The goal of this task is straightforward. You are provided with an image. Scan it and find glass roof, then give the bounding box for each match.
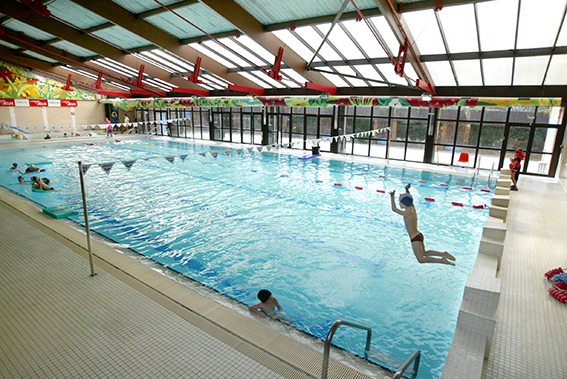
[517,0,565,49]
[483,58,513,86]
[477,0,518,51]
[47,0,107,30]
[438,4,478,54]
[2,19,56,41]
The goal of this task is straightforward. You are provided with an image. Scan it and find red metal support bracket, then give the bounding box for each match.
[133,64,146,87]
[435,1,443,12]
[394,40,408,77]
[91,72,103,89]
[21,0,51,17]
[62,74,72,91]
[269,47,284,81]
[188,57,203,84]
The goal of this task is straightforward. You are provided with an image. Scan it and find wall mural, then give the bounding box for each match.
[0,63,96,101]
[100,96,562,111]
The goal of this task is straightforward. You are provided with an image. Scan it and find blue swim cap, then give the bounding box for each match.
[12,163,17,167]
[399,193,413,206]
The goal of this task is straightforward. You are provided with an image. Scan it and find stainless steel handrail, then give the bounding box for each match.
[321,319,372,379]
[393,349,421,379]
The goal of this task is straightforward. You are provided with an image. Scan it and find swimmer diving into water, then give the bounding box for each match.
[390,183,456,266]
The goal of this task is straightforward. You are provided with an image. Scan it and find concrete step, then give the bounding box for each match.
[463,274,501,309]
[494,186,510,196]
[491,195,510,208]
[479,235,504,261]
[500,168,511,176]
[457,298,498,357]
[482,221,506,242]
[441,328,486,379]
[488,205,508,222]
[473,252,499,277]
[496,178,512,188]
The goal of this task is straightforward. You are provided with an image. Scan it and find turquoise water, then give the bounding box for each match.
[0,138,494,379]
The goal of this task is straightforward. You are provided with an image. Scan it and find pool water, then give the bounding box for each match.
[0,138,494,379]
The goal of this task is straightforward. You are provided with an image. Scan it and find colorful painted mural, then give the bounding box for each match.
[100,96,562,111]
[0,63,96,101]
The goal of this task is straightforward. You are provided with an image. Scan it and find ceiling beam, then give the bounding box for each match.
[264,8,383,32]
[373,0,436,91]
[0,0,182,92]
[200,0,335,88]
[135,0,199,19]
[67,0,259,88]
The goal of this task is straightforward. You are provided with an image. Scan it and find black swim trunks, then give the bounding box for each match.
[410,233,424,243]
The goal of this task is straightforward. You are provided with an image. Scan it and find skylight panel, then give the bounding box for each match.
[189,42,235,68]
[0,40,21,50]
[556,21,567,46]
[220,38,267,67]
[236,36,275,63]
[271,29,321,62]
[482,57,513,85]
[2,19,56,40]
[319,23,365,60]
[134,53,176,74]
[91,60,134,77]
[252,71,286,88]
[153,78,177,88]
[375,64,408,85]
[403,9,446,55]
[108,81,131,91]
[369,16,400,56]
[477,0,517,51]
[452,60,482,86]
[238,72,273,88]
[517,0,565,49]
[281,69,308,86]
[424,61,457,86]
[295,25,342,61]
[151,50,194,71]
[320,72,349,87]
[438,4,479,53]
[544,55,567,85]
[141,51,187,73]
[341,20,388,59]
[203,40,249,68]
[353,65,388,86]
[62,66,98,80]
[334,66,368,87]
[100,58,139,76]
[513,56,550,85]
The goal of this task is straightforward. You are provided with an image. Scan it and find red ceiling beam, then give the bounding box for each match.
[131,89,167,96]
[305,81,337,94]
[228,84,264,95]
[98,90,132,97]
[170,87,210,96]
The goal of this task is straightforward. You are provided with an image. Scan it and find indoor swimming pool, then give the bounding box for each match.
[0,138,496,379]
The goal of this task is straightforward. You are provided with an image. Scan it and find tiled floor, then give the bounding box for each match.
[0,203,287,379]
[482,176,567,379]
[1,161,566,379]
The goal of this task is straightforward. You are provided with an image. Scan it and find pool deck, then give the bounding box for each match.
[1,141,566,379]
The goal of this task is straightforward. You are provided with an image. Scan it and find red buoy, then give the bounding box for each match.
[425,198,435,202]
[334,183,342,187]
[355,186,363,190]
[473,204,486,209]
[464,187,472,190]
[376,190,385,193]
[481,189,491,192]
[440,184,449,187]
[452,202,464,207]
[379,175,386,178]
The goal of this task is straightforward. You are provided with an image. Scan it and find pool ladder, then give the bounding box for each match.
[321,319,420,379]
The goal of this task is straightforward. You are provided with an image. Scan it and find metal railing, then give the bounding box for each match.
[321,319,371,379]
[393,349,421,379]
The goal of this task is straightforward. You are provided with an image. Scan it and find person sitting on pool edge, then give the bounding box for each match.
[249,289,282,319]
[31,176,55,191]
[390,183,456,266]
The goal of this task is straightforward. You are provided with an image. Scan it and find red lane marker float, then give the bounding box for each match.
[379,175,386,178]
[355,186,363,190]
[473,204,487,209]
[419,180,426,183]
[376,190,385,193]
[440,184,449,187]
[334,183,342,187]
[361,173,368,175]
[464,187,472,190]
[425,198,435,202]
[452,202,464,207]
[481,189,491,192]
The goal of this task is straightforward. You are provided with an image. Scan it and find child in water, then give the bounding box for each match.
[390,183,456,266]
[249,289,283,319]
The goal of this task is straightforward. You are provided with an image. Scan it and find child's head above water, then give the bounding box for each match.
[399,193,413,207]
[257,289,272,303]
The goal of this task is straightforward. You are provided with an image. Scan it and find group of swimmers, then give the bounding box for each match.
[11,163,56,190]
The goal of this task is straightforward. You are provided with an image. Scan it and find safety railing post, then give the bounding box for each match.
[78,161,96,277]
